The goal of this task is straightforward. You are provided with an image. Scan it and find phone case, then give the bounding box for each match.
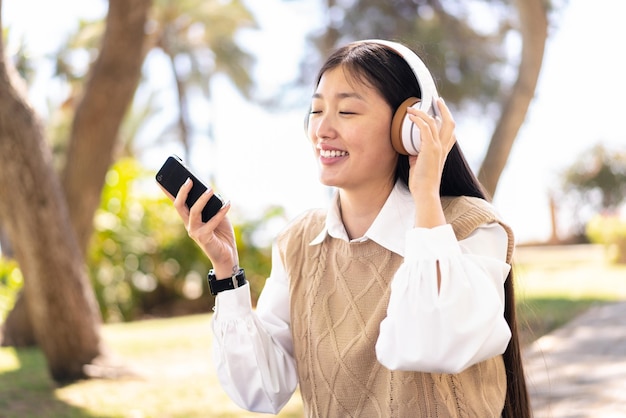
[155,155,224,222]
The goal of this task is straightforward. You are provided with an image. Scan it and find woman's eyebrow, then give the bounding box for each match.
[312,92,365,100]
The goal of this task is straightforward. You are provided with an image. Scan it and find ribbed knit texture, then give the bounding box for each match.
[277,196,513,417]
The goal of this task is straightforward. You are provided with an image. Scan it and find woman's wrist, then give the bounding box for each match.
[413,191,446,228]
[212,263,240,280]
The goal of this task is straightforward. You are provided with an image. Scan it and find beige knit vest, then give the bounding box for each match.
[277,196,514,417]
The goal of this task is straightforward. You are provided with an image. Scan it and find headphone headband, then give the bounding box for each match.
[352,39,440,155]
[353,39,439,113]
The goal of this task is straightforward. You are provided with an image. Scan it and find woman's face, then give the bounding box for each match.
[307,66,398,193]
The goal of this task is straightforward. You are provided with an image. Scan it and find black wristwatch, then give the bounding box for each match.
[207,268,247,295]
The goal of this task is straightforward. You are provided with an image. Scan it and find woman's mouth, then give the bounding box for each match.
[319,149,348,158]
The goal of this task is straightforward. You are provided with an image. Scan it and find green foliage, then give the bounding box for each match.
[23,0,258,165]
[88,157,279,322]
[150,0,258,97]
[562,144,626,211]
[0,258,23,322]
[89,157,208,321]
[1,157,281,323]
[586,214,626,264]
[234,205,287,304]
[558,143,626,239]
[301,0,517,111]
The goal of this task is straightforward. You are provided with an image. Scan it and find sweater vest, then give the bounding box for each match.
[276,196,514,417]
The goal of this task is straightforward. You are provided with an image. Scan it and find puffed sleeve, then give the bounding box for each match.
[376,223,512,374]
[211,243,298,413]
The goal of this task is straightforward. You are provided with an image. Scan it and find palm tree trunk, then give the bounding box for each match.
[477,0,548,197]
[62,0,152,256]
[0,0,151,381]
[0,55,103,380]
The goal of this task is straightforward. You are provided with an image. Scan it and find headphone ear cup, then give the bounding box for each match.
[391,97,420,155]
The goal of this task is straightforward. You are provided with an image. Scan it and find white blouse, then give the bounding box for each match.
[211,183,513,414]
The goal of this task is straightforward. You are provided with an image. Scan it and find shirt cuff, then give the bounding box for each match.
[214,282,253,321]
[405,224,461,262]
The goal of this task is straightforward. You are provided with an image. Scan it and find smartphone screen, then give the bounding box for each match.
[155,155,224,222]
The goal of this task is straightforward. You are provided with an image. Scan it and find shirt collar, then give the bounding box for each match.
[309,181,414,257]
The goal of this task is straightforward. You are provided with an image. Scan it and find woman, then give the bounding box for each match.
[170,39,531,417]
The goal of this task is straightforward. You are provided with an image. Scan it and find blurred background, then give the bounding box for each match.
[3,0,625,245]
[0,0,625,416]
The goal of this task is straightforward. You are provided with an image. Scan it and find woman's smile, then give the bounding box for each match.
[318,146,349,163]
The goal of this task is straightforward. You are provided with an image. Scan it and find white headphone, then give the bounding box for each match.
[355,39,441,155]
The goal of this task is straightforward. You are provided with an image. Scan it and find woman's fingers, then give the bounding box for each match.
[165,177,237,270]
[406,98,456,157]
[173,178,193,221]
[407,107,438,141]
[188,188,229,229]
[188,186,212,227]
[434,98,456,153]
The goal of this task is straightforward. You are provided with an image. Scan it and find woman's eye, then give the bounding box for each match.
[310,109,321,115]
[339,111,356,115]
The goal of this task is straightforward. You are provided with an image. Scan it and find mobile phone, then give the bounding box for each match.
[155,155,224,222]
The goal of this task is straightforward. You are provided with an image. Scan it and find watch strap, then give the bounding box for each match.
[208,268,246,295]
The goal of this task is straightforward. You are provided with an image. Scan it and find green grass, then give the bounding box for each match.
[1,244,624,417]
[516,297,601,345]
[0,314,304,418]
[513,243,626,345]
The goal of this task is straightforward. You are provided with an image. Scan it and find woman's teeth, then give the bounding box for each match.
[320,149,348,158]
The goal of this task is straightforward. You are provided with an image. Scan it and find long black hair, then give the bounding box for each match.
[314,41,531,418]
[315,41,487,199]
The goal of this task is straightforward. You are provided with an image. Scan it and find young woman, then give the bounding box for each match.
[170,39,531,417]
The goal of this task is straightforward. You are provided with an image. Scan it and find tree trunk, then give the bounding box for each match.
[62,0,152,256]
[0,206,33,348]
[0,52,104,380]
[1,290,35,347]
[477,0,548,197]
[0,0,151,381]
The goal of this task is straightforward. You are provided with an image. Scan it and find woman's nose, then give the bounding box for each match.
[311,113,336,140]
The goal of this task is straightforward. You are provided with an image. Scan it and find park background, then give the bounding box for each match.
[1,0,626,416]
[4,0,625,245]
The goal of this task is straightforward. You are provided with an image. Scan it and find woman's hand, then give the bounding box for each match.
[406,98,456,195]
[170,179,239,278]
[406,98,456,228]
